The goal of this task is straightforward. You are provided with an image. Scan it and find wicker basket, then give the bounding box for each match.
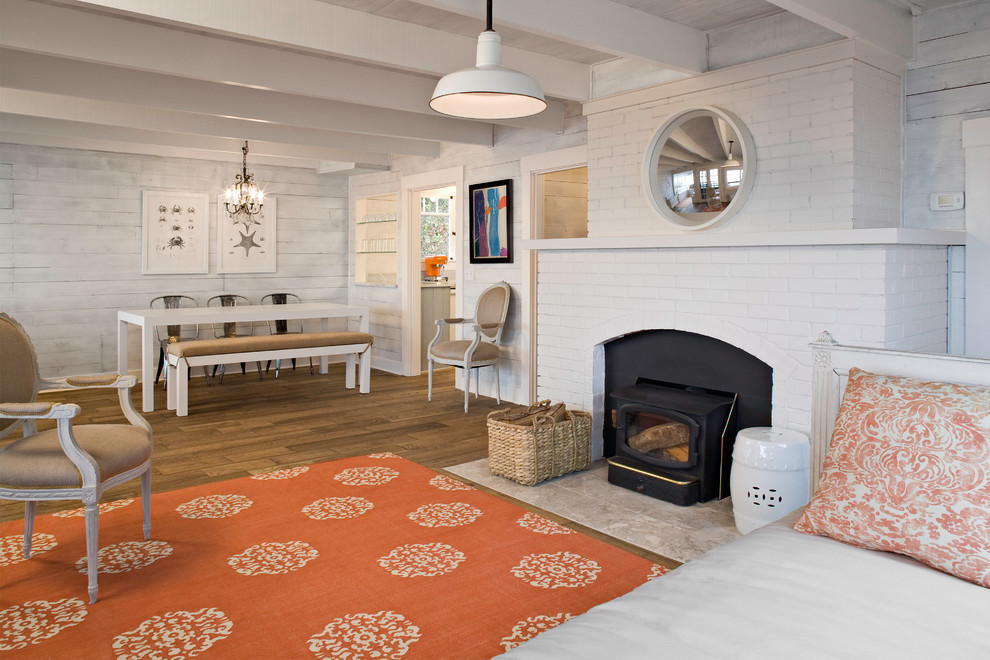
[487,401,592,486]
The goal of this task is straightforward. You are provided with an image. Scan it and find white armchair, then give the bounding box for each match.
[0,312,153,603]
[427,281,510,413]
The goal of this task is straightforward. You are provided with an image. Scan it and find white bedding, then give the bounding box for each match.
[498,513,990,659]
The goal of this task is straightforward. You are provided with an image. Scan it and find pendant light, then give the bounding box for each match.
[224,141,263,217]
[430,0,547,120]
[724,140,741,167]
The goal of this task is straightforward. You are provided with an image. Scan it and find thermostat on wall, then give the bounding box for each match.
[929,192,964,211]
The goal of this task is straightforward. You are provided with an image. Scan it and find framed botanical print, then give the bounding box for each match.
[468,179,512,264]
[141,191,210,274]
[217,195,277,273]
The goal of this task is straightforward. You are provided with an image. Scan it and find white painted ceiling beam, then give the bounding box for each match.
[766,0,913,60]
[0,113,394,168]
[65,0,590,101]
[0,130,331,170]
[414,0,707,73]
[0,88,438,159]
[0,49,494,148]
[0,0,564,132]
[0,0,437,116]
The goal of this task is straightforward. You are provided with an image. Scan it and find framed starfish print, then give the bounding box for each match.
[217,195,276,273]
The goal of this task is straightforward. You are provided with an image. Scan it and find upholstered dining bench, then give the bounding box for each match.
[165,331,373,416]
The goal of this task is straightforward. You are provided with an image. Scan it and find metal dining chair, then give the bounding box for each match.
[206,294,263,383]
[261,292,313,378]
[149,295,204,387]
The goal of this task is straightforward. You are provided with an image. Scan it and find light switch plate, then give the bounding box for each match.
[929,192,964,211]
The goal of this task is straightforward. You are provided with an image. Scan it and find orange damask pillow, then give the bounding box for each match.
[795,368,990,587]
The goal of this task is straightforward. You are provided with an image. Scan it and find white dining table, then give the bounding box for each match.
[117,302,371,412]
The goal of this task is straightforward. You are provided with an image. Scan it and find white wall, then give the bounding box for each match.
[904,1,990,230]
[0,143,350,377]
[347,103,588,405]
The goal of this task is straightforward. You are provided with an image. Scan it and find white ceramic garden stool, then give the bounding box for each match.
[730,427,810,534]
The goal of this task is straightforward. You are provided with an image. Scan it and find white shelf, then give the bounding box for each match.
[356,195,398,286]
[520,228,965,251]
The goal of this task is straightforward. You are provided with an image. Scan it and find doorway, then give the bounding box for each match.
[418,186,457,372]
[399,167,464,377]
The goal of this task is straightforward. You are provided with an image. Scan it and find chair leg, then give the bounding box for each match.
[204,366,212,385]
[84,502,99,604]
[155,346,165,386]
[428,358,434,402]
[494,362,501,404]
[309,357,314,376]
[475,367,481,398]
[218,364,225,384]
[256,362,264,381]
[240,361,246,375]
[266,359,273,373]
[23,501,36,559]
[141,470,151,540]
[275,359,281,379]
[463,367,470,413]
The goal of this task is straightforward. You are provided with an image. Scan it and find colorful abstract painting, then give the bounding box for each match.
[469,179,512,264]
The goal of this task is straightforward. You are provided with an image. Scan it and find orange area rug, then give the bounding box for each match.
[1,454,667,658]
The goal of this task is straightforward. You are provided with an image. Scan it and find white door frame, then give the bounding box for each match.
[519,146,587,402]
[963,116,990,358]
[400,167,464,376]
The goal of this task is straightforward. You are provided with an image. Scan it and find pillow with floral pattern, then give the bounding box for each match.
[794,367,990,587]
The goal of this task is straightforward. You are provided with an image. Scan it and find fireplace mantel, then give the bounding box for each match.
[521,228,963,251]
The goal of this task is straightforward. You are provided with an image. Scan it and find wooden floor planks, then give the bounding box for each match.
[1,365,677,566]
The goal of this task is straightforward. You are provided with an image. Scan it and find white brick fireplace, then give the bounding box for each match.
[533,237,956,459]
[523,40,964,460]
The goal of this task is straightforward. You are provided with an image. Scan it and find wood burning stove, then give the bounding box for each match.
[608,381,737,505]
[601,329,770,506]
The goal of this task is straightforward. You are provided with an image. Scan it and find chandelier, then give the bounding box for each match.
[224,141,263,217]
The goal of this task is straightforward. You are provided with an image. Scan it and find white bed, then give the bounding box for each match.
[498,333,990,659]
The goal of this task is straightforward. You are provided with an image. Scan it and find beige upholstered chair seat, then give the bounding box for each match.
[0,426,152,489]
[430,339,500,362]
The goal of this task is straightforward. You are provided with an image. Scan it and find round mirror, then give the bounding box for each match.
[643,106,755,231]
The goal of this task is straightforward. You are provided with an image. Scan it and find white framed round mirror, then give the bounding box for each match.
[643,106,756,231]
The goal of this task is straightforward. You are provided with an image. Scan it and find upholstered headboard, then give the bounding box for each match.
[809,331,990,491]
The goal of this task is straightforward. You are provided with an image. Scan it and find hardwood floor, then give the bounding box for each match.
[1,365,500,523]
[1,365,678,567]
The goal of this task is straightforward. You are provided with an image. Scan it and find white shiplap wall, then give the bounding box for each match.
[1,143,350,377]
[904,1,990,230]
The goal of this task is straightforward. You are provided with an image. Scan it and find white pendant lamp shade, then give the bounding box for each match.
[430,30,547,120]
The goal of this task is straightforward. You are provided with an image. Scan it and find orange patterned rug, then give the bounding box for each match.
[1,454,666,659]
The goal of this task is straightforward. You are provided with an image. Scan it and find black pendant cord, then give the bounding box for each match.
[485,0,493,31]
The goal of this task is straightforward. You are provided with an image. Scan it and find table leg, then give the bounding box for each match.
[142,324,156,412]
[117,317,128,376]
